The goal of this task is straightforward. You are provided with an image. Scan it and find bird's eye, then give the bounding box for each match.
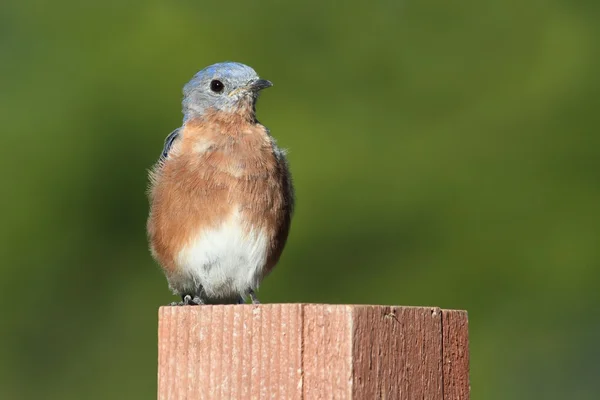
[210,80,224,93]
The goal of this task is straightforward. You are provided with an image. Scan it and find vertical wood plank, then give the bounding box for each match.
[442,310,470,400]
[351,306,443,400]
[302,305,354,399]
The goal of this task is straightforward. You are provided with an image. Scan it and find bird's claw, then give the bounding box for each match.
[249,290,260,305]
[169,294,205,306]
[183,294,205,305]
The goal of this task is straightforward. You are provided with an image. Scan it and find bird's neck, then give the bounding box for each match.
[184,108,260,134]
[183,99,257,125]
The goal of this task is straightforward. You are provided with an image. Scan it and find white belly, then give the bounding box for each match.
[175,209,269,300]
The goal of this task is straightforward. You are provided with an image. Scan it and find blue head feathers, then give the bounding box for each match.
[182,62,272,121]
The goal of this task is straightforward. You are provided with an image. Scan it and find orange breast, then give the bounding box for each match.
[147,110,293,277]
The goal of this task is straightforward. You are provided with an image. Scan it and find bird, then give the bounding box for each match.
[146,62,294,305]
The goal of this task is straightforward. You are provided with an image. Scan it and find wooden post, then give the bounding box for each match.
[158,304,469,400]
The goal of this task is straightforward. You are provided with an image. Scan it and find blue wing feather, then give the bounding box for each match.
[161,128,180,160]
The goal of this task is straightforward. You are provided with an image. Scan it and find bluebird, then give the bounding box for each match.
[147,62,294,305]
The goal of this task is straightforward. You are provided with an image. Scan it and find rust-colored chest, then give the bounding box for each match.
[147,113,293,276]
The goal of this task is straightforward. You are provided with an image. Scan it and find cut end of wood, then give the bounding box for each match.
[158,304,470,400]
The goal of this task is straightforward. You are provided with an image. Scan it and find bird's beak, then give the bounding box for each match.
[229,79,273,97]
[248,79,273,91]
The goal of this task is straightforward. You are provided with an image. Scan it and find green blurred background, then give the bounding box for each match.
[1,0,599,399]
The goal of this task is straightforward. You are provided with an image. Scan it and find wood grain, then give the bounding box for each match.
[157,304,469,400]
[442,310,470,400]
[352,306,443,399]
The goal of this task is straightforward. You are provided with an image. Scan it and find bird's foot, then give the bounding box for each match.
[249,290,261,305]
[169,294,205,306]
[184,294,205,305]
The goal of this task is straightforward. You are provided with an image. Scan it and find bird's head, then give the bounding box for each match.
[182,62,272,121]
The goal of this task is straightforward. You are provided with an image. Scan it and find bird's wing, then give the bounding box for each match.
[148,128,182,191]
[161,128,181,160]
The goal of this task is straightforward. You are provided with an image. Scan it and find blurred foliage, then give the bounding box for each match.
[1,0,599,399]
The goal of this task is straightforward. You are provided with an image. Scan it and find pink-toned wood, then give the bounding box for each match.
[157,304,470,400]
[302,305,354,399]
[442,310,470,400]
